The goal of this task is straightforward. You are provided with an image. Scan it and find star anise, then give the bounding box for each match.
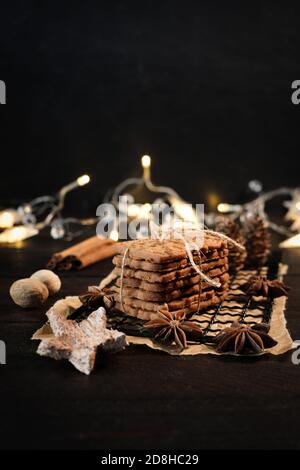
[68,287,115,321]
[144,304,203,350]
[241,275,290,298]
[214,321,277,355]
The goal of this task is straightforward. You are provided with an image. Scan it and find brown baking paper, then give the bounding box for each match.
[126,263,294,356]
[33,264,294,357]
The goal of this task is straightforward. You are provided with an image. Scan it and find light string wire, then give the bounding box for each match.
[104,155,192,232]
[0,175,97,243]
[218,187,296,236]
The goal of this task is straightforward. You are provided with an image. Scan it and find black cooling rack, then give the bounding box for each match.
[108,258,280,343]
[196,267,275,344]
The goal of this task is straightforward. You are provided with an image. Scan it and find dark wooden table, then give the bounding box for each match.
[1,235,300,450]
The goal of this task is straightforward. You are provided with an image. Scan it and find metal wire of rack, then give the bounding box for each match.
[107,261,279,343]
[193,265,275,344]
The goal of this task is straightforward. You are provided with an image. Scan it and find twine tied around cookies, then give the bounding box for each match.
[100,221,246,314]
[148,221,245,288]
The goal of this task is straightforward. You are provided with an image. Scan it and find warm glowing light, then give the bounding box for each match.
[179,204,196,221]
[170,197,198,222]
[217,203,241,213]
[109,229,119,241]
[77,174,90,186]
[0,226,39,244]
[128,204,141,218]
[296,202,300,211]
[141,155,151,169]
[139,203,152,218]
[23,205,31,214]
[218,203,231,213]
[207,192,220,210]
[280,234,300,248]
[0,210,16,228]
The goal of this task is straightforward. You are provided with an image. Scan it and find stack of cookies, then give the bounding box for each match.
[111,235,229,320]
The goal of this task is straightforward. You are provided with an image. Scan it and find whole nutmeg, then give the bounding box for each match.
[10,278,49,308]
[31,269,61,296]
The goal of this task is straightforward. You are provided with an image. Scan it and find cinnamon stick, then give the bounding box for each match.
[47,236,117,271]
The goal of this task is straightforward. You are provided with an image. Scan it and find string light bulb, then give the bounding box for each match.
[139,203,152,219]
[169,196,198,223]
[127,204,141,218]
[77,174,90,187]
[280,234,300,249]
[141,155,151,180]
[23,205,31,214]
[0,209,19,228]
[217,203,242,213]
[0,226,38,244]
[109,229,119,241]
[141,155,151,168]
[180,205,197,222]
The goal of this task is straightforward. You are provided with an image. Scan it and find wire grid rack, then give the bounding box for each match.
[108,259,280,342]
[190,265,274,344]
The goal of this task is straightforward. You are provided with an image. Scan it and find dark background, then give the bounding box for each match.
[0,1,300,213]
[1,3,300,451]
